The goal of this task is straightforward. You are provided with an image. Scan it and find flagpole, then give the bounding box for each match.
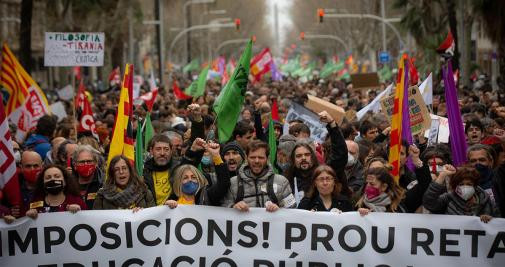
[71,70,78,141]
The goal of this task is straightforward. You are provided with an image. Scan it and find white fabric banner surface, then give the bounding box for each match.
[1,206,504,267]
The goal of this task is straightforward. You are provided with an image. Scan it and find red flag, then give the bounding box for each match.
[75,81,98,138]
[409,57,419,86]
[0,96,21,207]
[173,80,191,100]
[436,31,455,56]
[250,48,273,82]
[271,99,279,121]
[73,66,81,81]
[108,67,120,86]
[139,88,158,112]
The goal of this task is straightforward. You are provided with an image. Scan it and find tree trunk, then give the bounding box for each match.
[19,0,33,73]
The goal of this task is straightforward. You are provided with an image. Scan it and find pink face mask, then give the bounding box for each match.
[364,185,381,200]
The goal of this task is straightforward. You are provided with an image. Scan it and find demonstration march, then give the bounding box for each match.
[0,0,504,266]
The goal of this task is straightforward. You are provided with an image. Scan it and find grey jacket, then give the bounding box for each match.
[222,163,296,208]
[423,181,495,216]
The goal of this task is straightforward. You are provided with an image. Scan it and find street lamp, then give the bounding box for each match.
[183,0,216,64]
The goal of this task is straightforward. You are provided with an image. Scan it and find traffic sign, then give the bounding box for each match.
[379,51,390,63]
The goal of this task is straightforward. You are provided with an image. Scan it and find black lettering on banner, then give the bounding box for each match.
[488,231,505,258]
[125,222,133,248]
[309,263,327,267]
[8,228,38,256]
[44,226,65,253]
[208,220,232,246]
[254,260,274,267]
[311,224,334,251]
[137,220,162,246]
[211,257,238,267]
[165,219,171,245]
[101,222,121,250]
[338,225,366,252]
[285,223,306,249]
[440,229,460,256]
[371,226,395,253]
[154,257,163,267]
[411,228,434,255]
[39,265,57,267]
[63,263,85,267]
[238,221,258,248]
[171,256,194,267]
[122,258,144,267]
[175,218,203,245]
[463,230,485,257]
[69,224,97,251]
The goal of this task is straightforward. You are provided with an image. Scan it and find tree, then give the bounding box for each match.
[19,0,33,74]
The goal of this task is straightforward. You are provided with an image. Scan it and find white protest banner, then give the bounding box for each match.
[356,83,393,121]
[419,73,433,105]
[49,101,67,122]
[283,102,327,143]
[432,114,450,143]
[133,75,144,99]
[44,32,104,66]
[56,84,74,101]
[1,206,504,266]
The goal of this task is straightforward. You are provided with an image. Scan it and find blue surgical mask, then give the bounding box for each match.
[201,156,211,166]
[181,181,199,195]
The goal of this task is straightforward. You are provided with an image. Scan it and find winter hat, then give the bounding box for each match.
[220,141,245,160]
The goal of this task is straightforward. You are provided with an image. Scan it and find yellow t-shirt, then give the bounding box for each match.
[153,171,171,205]
[177,196,195,205]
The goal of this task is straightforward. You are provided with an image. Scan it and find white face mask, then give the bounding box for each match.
[456,185,475,201]
[346,153,357,167]
[14,151,21,163]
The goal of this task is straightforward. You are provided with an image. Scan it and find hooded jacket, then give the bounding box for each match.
[24,134,51,160]
[222,163,295,208]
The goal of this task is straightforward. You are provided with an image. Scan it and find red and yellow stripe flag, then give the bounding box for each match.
[388,56,407,183]
[1,44,32,115]
[107,64,135,169]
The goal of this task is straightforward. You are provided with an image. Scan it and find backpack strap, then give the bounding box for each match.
[234,173,245,204]
[267,174,279,205]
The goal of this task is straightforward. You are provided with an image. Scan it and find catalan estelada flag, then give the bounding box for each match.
[1,44,32,115]
[107,64,135,169]
[388,56,408,183]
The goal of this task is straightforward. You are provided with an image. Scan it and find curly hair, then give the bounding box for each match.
[449,165,481,191]
[33,164,80,198]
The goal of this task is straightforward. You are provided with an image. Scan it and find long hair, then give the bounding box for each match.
[285,142,318,183]
[105,155,146,190]
[33,164,80,198]
[305,165,353,199]
[171,164,208,197]
[356,167,405,212]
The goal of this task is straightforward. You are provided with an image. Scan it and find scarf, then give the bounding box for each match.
[98,183,145,208]
[363,192,392,212]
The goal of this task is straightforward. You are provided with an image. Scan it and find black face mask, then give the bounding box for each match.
[44,180,64,195]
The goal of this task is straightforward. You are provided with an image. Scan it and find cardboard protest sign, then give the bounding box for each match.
[350,73,380,91]
[304,94,345,125]
[44,32,104,66]
[381,86,431,135]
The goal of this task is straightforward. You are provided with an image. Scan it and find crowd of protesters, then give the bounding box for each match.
[1,67,504,225]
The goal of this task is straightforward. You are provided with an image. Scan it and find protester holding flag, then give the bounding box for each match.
[25,165,87,219]
[93,155,154,210]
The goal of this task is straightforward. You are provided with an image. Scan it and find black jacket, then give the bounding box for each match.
[192,162,231,206]
[298,194,353,212]
[401,164,432,213]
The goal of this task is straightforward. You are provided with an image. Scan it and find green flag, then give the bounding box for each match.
[183,59,199,73]
[143,112,154,152]
[320,61,344,78]
[378,65,393,82]
[268,117,277,173]
[184,66,209,98]
[135,121,144,177]
[213,40,252,143]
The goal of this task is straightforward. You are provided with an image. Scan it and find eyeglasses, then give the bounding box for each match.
[76,160,95,165]
[315,177,335,183]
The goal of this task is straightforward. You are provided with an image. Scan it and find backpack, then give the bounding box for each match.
[234,172,279,205]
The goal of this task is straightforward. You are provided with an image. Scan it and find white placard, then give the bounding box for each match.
[57,84,74,101]
[49,101,67,122]
[1,206,504,266]
[44,32,104,66]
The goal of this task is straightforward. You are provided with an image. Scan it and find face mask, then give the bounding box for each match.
[76,163,96,178]
[455,185,475,201]
[435,165,444,174]
[23,168,41,183]
[475,164,492,179]
[346,153,357,167]
[278,162,290,172]
[44,180,64,195]
[181,181,199,195]
[364,185,381,200]
[14,151,21,163]
[201,156,211,166]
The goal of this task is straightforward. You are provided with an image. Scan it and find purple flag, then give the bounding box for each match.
[270,61,283,81]
[400,59,415,171]
[443,60,467,166]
